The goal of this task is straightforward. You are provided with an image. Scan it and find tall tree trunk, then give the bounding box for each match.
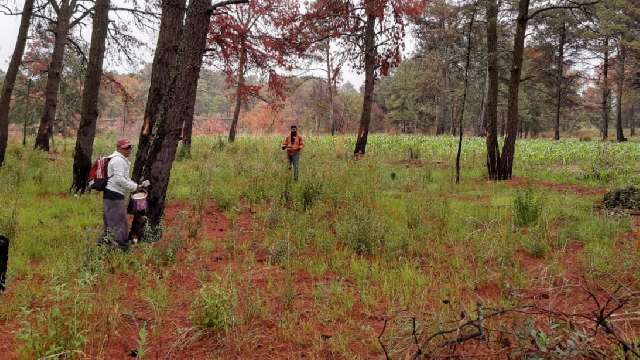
[132,0,188,182]
[451,102,457,136]
[142,0,211,227]
[554,22,565,141]
[476,72,487,137]
[436,61,451,135]
[353,14,376,155]
[456,9,476,184]
[616,42,626,142]
[326,40,335,136]
[178,59,202,154]
[71,0,111,193]
[436,18,450,135]
[630,104,635,136]
[23,79,32,146]
[228,41,247,143]
[180,108,193,154]
[485,0,500,179]
[602,37,610,141]
[0,0,34,167]
[34,0,72,151]
[498,0,529,180]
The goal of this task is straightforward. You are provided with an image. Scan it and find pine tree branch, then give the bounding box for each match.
[526,0,600,21]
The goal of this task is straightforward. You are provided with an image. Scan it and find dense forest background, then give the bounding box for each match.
[2,0,639,140]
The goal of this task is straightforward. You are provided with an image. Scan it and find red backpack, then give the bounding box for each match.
[88,156,112,191]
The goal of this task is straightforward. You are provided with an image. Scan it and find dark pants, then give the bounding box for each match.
[288,153,300,180]
[99,197,129,250]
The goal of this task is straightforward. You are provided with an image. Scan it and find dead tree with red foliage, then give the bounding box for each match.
[308,0,426,155]
[206,0,299,145]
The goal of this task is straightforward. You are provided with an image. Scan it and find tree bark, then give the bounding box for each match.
[326,40,335,136]
[142,0,211,227]
[132,0,187,182]
[71,0,111,193]
[630,104,635,137]
[485,0,500,179]
[23,79,32,146]
[436,18,450,135]
[436,61,451,135]
[554,22,565,141]
[456,9,476,184]
[475,72,487,137]
[34,0,73,151]
[0,0,34,167]
[602,37,610,141]
[354,14,376,155]
[228,41,247,143]
[498,0,530,180]
[615,42,626,142]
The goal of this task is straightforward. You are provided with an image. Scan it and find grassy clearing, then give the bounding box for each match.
[0,135,638,358]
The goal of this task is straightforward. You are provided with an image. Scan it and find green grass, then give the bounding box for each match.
[0,134,638,358]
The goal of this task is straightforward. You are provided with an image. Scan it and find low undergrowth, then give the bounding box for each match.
[0,135,638,358]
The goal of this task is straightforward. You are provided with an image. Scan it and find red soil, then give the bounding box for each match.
[0,309,19,359]
[3,195,637,359]
[78,201,381,359]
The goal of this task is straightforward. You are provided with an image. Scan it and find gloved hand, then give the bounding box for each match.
[141,180,151,188]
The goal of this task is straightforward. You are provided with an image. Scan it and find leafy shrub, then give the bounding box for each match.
[603,186,640,210]
[17,285,89,359]
[337,208,387,255]
[298,181,322,211]
[268,239,293,265]
[521,234,549,259]
[191,276,237,332]
[18,307,88,359]
[581,145,630,183]
[513,188,543,227]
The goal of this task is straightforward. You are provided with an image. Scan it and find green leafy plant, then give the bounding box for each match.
[191,276,237,332]
[268,239,293,265]
[513,188,543,227]
[298,181,322,211]
[337,207,388,255]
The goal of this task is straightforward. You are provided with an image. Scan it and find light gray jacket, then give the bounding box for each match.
[106,151,138,195]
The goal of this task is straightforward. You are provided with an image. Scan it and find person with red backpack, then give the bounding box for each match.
[97,139,148,250]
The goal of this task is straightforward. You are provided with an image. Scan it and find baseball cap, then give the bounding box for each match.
[117,138,133,149]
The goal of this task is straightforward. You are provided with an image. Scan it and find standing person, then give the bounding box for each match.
[99,139,147,250]
[281,125,304,181]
